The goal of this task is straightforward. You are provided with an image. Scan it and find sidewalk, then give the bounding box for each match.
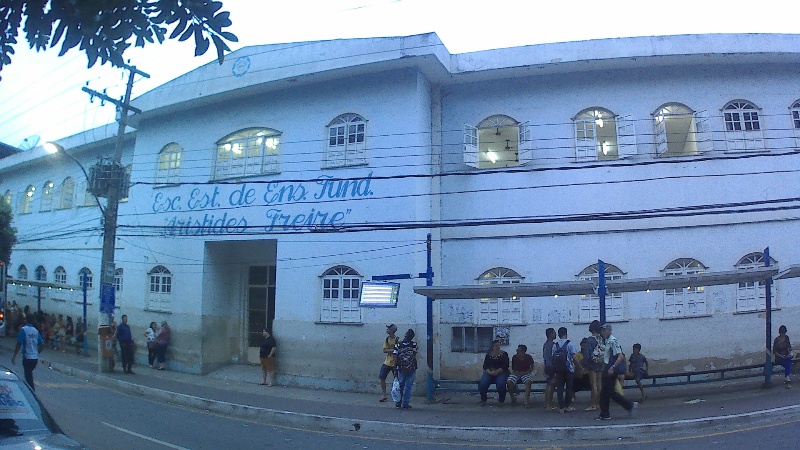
[6,337,800,443]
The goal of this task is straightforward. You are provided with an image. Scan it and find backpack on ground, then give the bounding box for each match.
[396,343,417,372]
[591,337,606,364]
[551,340,571,373]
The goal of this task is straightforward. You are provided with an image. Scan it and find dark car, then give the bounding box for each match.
[0,367,84,448]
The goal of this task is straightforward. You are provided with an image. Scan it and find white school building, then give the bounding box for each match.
[2,32,800,391]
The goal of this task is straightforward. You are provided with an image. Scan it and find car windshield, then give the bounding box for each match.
[0,376,54,437]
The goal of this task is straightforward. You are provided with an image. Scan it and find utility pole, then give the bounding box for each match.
[82,64,149,372]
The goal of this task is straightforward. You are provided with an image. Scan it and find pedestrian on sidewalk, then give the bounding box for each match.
[144,321,158,368]
[73,316,86,355]
[117,315,135,374]
[155,321,171,370]
[478,339,509,406]
[551,327,581,413]
[773,325,793,388]
[378,324,399,402]
[11,314,44,391]
[507,344,535,407]
[394,328,418,409]
[259,329,277,386]
[583,320,604,412]
[542,327,557,410]
[64,316,74,353]
[597,323,637,420]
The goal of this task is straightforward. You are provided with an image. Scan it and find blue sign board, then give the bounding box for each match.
[100,284,115,314]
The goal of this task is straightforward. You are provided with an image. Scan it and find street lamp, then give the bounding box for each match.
[45,141,123,372]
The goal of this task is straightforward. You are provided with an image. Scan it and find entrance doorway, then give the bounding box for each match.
[247,265,276,363]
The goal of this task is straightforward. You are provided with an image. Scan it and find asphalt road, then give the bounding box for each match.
[3,350,798,449]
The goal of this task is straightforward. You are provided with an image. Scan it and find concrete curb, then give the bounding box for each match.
[46,359,800,443]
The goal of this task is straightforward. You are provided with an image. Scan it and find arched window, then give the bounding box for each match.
[463,115,531,169]
[662,258,707,318]
[40,181,54,212]
[59,177,75,209]
[578,263,624,322]
[324,113,367,168]
[20,185,35,214]
[215,128,281,179]
[723,100,763,151]
[17,264,28,280]
[573,108,636,161]
[35,265,47,281]
[114,268,124,303]
[320,265,362,323]
[653,103,711,157]
[735,252,777,312]
[156,143,182,184]
[789,100,800,149]
[477,267,523,325]
[148,265,172,312]
[78,267,93,289]
[2,190,11,208]
[54,266,67,284]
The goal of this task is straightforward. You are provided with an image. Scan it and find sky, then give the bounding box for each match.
[1,0,799,148]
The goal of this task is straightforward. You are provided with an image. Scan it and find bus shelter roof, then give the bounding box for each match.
[413,267,782,300]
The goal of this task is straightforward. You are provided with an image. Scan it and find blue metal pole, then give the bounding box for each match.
[426,233,435,402]
[764,247,773,385]
[598,260,606,324]
[83,271,88,356]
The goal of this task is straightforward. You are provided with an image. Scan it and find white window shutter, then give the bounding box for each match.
[654,116,668,156]
[463,124,479,168]
[694,110,713,153]
[518,123,532,165]
[616,115,637,158]
[574,121,596,161]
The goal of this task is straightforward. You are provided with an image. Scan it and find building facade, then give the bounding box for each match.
[2,33,800,391]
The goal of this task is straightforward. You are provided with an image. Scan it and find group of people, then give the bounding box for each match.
[479,321,646,419]
[378,324,418,409]
[110,315,171,373]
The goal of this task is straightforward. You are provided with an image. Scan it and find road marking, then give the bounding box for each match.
[101,422,190,450]
[38,383,87,389]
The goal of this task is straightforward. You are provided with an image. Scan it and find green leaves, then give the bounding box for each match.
[0,0,239,80]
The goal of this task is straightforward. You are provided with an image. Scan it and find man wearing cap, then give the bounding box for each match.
[378,324,400,402]
[597,323,637,420]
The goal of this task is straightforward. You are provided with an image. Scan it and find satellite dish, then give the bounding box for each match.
[19,135,40,151]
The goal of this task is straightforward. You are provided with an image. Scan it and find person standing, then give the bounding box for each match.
[597,323,637,420]
[551,327,581,413]
[11,315,44,391]
[507,344,535,407]
[583,320,604,411]
[73,316,86,355]
[144,322,158,368]
[378,324,399,402]
[259,329,277,386]
[773,325,793,388]
[155,321,171,370]
[64,316,74,353]
[394,328,418,409]
[542,327,557,410]
[478,340,510,406]
[117,315,135,374]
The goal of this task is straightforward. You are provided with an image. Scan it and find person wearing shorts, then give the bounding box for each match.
[507,344,535,407]
[378,324,399,402]
[259,329,277,386]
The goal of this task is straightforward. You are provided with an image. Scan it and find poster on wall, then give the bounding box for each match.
[494,326,510,345]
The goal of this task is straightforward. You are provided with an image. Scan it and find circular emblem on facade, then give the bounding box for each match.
[232,56,251,77]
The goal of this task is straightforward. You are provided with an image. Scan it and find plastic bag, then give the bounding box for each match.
[391,378,402,403]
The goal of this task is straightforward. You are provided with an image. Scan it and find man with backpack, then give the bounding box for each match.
[394,328,418,409]
[551,327,582,413]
